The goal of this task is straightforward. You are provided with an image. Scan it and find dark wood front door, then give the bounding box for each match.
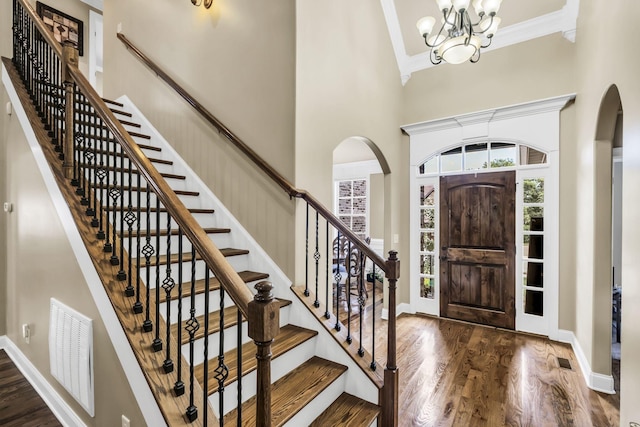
[440,171,516,329]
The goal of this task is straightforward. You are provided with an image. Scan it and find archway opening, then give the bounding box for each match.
[332,136,391,315]
[593,84,622,398]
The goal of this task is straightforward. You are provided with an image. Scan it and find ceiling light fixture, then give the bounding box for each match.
[191,0,213,9]
[417,0,502,65]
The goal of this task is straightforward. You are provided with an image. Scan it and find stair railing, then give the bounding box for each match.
[11,0,282,425]
[118,33,400,425]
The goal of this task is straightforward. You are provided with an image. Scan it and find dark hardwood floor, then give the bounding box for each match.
[374,314,620,427]
[0,350,61,427]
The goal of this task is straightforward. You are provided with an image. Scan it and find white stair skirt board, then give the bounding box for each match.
[557,330,615,394]
[0,335,86,427]
[2,63,167,427]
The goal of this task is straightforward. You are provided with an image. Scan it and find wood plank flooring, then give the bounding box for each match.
[383,314,620,427]
[0,350,61,427]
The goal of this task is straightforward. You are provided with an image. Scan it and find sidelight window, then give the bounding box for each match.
[522,178,545,316]
[419,185,436,299]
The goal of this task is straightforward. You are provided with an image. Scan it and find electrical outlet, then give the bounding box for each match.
[117,23,122,33]
[121,415,130,427]
[22,324,30,344]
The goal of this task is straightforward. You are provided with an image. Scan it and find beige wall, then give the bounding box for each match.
[295,0,407,303]
[102,0,297,279]
[573,1,640,424]
[0,84,145,426]
[370,173,385,240]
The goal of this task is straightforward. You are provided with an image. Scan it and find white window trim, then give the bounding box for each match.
[403,94,574,339]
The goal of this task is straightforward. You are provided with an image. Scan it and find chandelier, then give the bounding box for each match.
[191,0,213,8]
[416,0,502,65]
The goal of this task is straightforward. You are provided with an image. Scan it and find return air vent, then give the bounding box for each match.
[557,357,572,370]
[49,298,94,417]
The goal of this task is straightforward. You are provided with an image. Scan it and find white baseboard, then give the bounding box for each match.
[556,329,615,394]
[0,336,85,427]
[381,303,412,320]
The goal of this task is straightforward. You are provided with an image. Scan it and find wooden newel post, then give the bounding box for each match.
[248,281,280,427]
[62,42,78,179]
[383,250,400,427]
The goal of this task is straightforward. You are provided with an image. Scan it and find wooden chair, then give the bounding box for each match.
[332,235,369,305]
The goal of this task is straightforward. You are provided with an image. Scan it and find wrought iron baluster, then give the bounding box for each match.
[123,159,137,294]
[152,195,162,352]
[162,214,175,373]
[204,268,213,426]
[174,229,184,396]
[142,188,154,333]
[117,140,126,280]
[370,263,377,371]
[84,99,97,219]
[358,256,367,358]
[346,241,353,344]
[185,246,199,422]
[103,125,112,253]
[108,137,120,265]
[96,125,106,240]
[304,203,309,297]
[334,230,342,332]
[314,211,320,308]
[133,171,143,314]
[325,221,330,319]
[214,280,229,423]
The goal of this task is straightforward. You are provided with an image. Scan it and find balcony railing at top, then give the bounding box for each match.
[117,31,400,426]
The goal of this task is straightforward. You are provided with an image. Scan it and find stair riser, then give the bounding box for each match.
[99,191,208,210]
[159,290,237,324]
[209,338,318,419]
[282,373,347,427]
[123,233,232,256]
[112,211,218,232]
[185,303,292,366]
[142,256,249,284]
[84,170,190,193]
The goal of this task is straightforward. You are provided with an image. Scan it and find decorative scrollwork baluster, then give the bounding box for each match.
[162,215,175,373]
[174,228,185,396]
[142,188,154,332]
[185,246,199,422]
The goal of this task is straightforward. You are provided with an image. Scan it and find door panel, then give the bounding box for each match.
[440,172,516,329]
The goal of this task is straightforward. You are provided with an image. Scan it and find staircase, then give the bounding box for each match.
[86,96,383,425]
[7,1,399,425]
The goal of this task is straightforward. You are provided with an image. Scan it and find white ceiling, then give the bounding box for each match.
[380,0,580,83]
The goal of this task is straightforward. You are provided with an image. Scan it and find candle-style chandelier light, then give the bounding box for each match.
[416,0,503,65]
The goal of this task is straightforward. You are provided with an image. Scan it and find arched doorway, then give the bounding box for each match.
[332,136,391,315]
[593,85,623,396]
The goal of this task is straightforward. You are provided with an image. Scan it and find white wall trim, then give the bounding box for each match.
[2,64,167,427]
[557,330,615,394]
[0,336,85,427]
[381,303,412,320]
[380,0,580,83]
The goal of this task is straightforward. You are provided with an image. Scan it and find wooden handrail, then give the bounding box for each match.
[116,33,388,272]
[16,0,254,317]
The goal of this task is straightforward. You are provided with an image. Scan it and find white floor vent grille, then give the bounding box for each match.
[49,298,94,417]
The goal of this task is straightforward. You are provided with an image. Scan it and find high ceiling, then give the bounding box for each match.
[381,0,579,82]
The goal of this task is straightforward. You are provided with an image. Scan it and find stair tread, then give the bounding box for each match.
[159,270,268,303]
[175,299,292,346]
[79,163,185,180]
[80,138,161,152]
[310,392,380,427]
[103,98,124,107]
[92,149,173,165]
[223,356,348,426]
[196,324,315,392]
[96,184,198,196]
[121,227,230,238]
[143,247,247,265]
[107,206,214,214]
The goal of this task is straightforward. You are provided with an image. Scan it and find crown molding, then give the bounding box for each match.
[381,0,580,85]
[401,94,576,136]
[81,0,103,12]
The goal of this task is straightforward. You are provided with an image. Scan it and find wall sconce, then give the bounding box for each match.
[191,0,213,8]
